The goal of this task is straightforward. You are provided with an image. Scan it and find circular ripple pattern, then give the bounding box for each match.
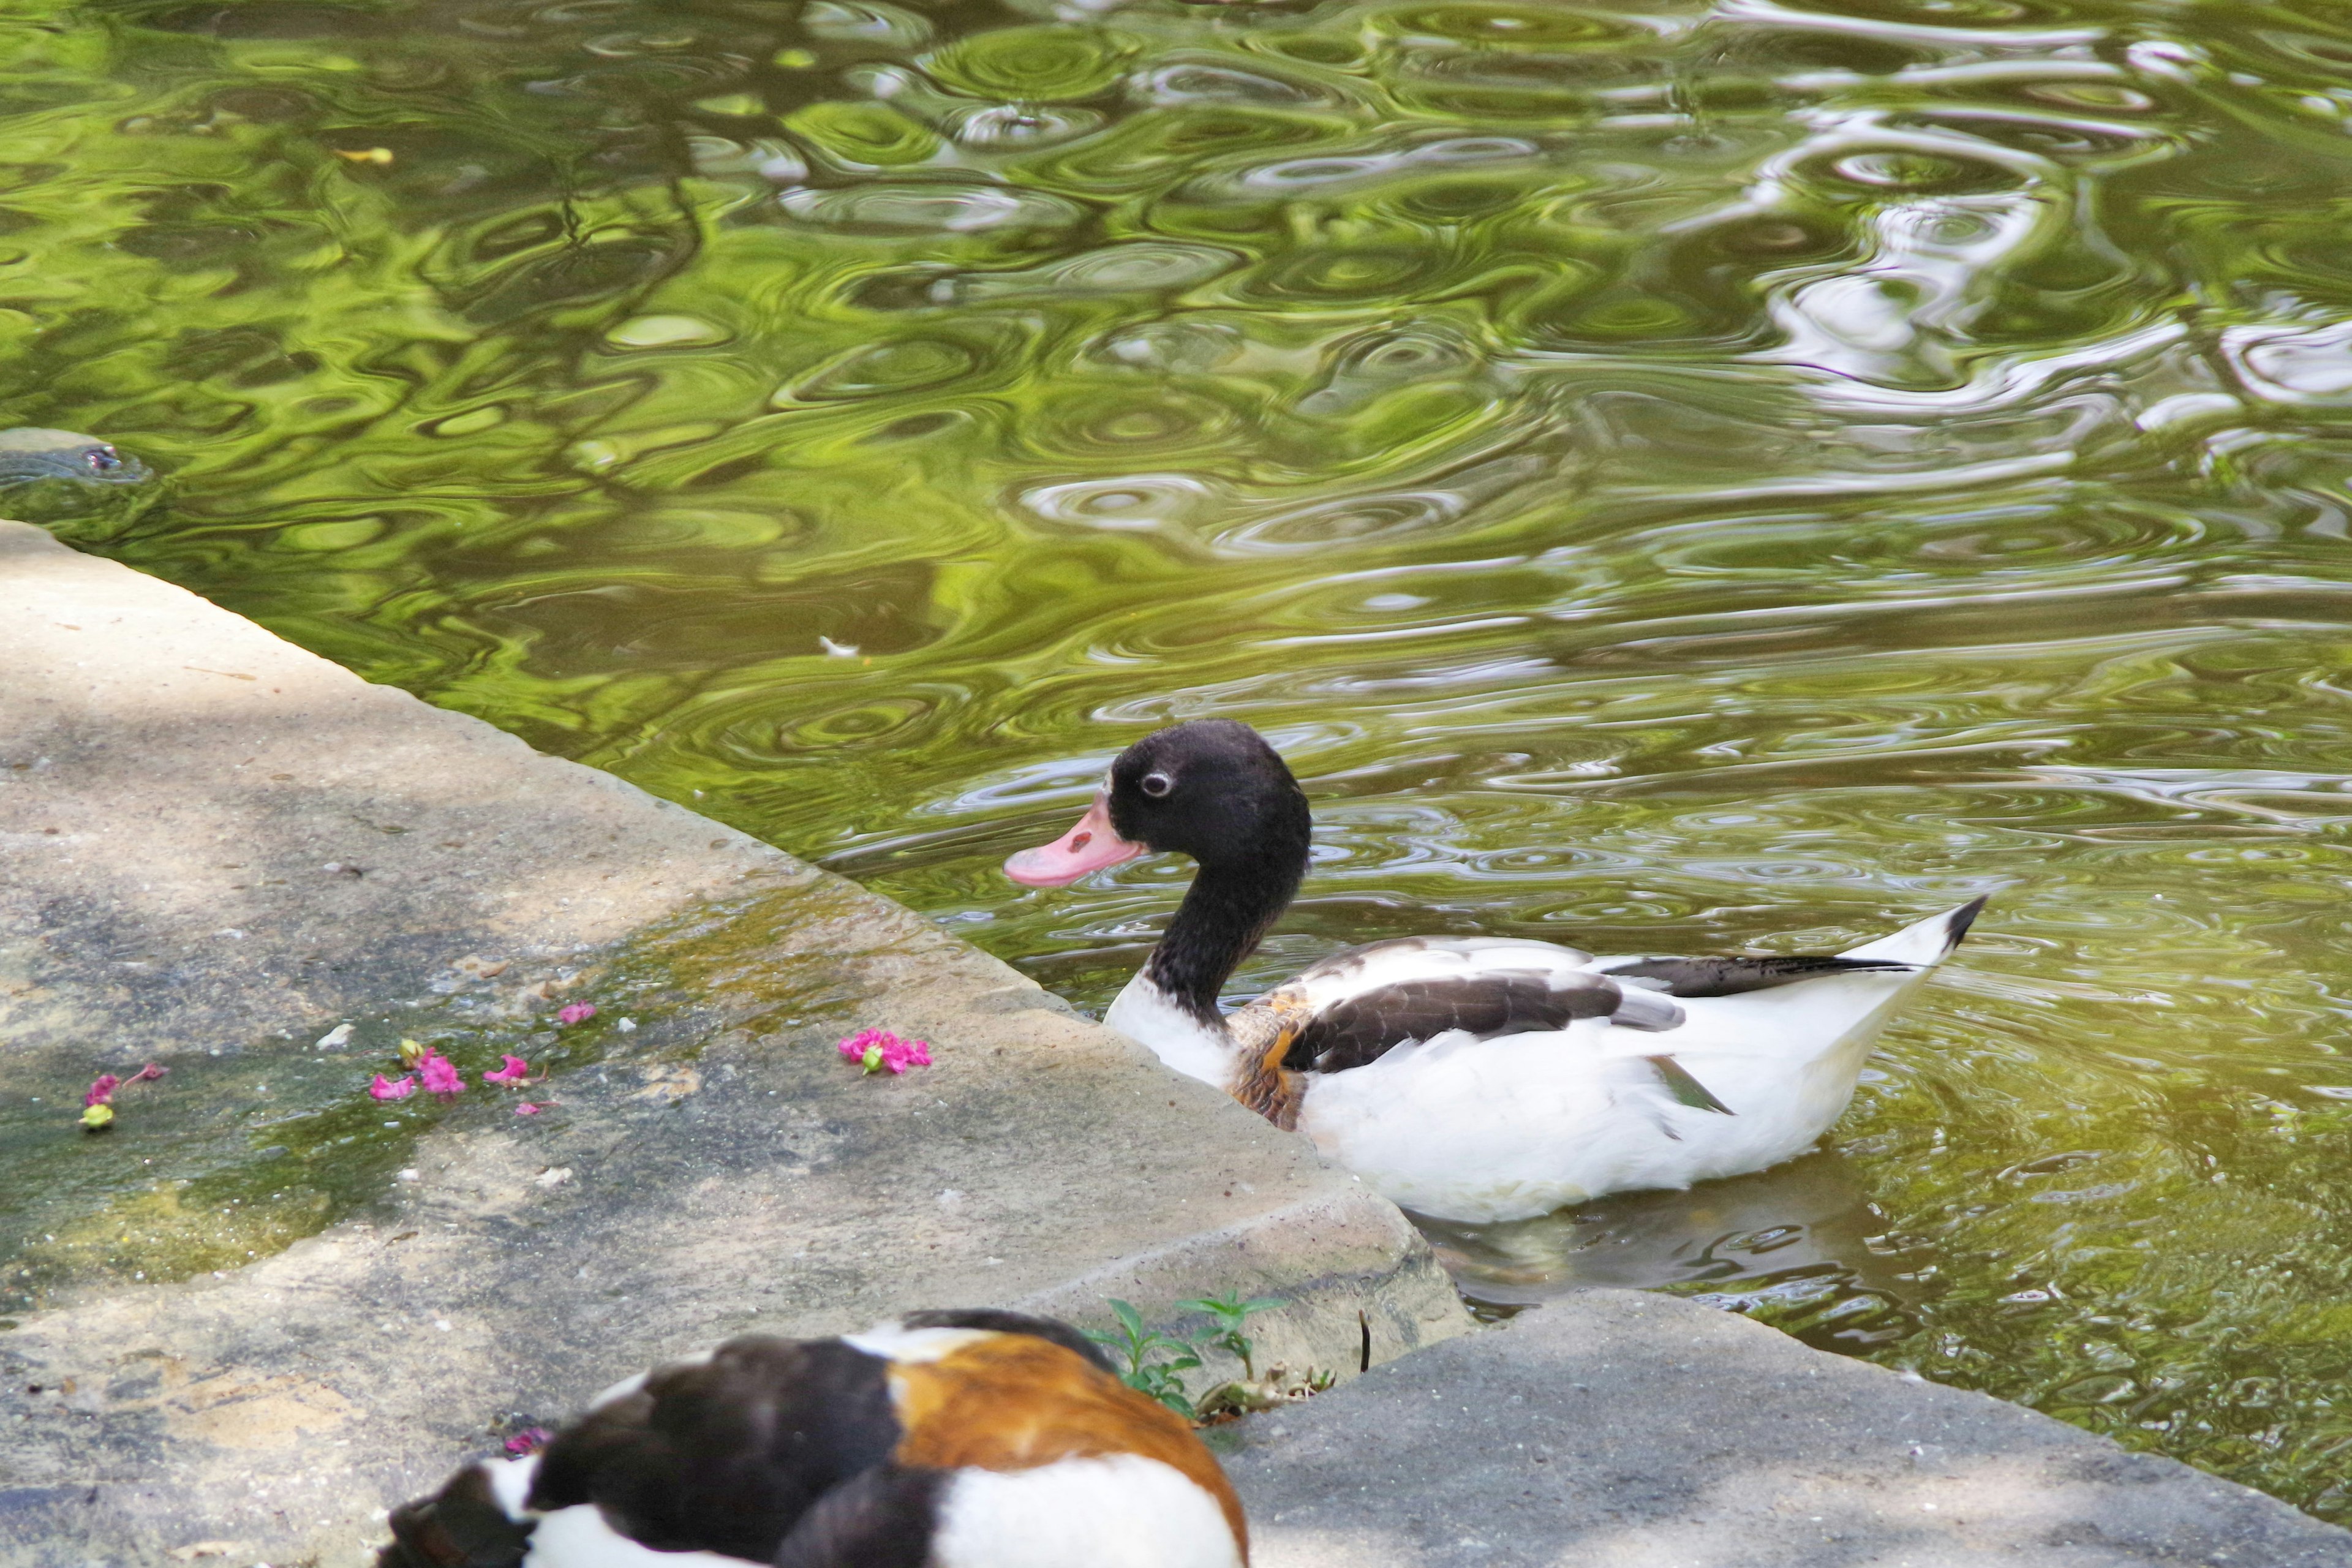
[12,0,2352,1523]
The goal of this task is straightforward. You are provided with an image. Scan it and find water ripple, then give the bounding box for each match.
[23,0,2352,1522]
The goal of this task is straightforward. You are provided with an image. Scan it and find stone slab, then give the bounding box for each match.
[1220,1286,2352,1567]
[0,518,784,1060]
[0,519,1470,1566]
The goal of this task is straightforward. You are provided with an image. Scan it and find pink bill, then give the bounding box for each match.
[1004,796,1145,886]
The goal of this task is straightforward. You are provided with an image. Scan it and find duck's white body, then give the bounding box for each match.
[1107,903,1975,1223]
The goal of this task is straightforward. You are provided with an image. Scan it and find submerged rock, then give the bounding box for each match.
[0,427,151,486]
[0,426,159,533]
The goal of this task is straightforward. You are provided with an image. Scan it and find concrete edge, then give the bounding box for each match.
[1016,1188,1471,1392]
[1216,1285,2352,1566]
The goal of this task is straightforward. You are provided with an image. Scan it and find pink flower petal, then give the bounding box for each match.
[880,1038,932,1074]
[84,1074,120,1109]
[836,1028,932,1075]
[515,1102,541,1115]
[369,1073,416,1101]
[417,1050,464,1097]
[503,1427,552,1455]
[483,1054,530,1086]
[557,1003,597,1026]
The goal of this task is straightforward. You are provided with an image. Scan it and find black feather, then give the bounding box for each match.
[1945,894,1989,946]
[1284,973,1626,1075]
[1602,954,1912,999]
[899,1309,1118,1377]
[377,1464,533,1568]
[528,1336,900,1562]
[772,1463,950,1568]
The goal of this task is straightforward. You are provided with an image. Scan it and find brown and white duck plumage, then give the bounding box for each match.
[378,1310,1246,1568]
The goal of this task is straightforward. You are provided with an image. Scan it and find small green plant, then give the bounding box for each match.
[1178,1289,1286,1381]
[1087,1298,1202,1417]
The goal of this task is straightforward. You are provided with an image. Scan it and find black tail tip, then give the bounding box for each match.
[1945,895,1991,948]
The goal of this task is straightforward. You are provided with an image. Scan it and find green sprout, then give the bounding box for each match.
[1086,1298,1202,1417]
[1178,1290,1286,1382]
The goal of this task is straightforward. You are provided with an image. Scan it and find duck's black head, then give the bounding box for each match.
[1104,719,1311,877]
[1005,719,1312,889]
[1005,720,1312,1021]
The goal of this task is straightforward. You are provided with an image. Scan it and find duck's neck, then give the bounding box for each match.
[1107,855,1305,1089]
[1145,859,1302,1024]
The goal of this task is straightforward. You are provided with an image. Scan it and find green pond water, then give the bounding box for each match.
[12,0,2352,1516]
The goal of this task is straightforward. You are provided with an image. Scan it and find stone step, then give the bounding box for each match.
[1221,1285,2352,1567]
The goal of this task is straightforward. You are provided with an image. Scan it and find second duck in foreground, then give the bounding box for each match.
[1007,720,1985,1224]
[380,1310,1246,1568]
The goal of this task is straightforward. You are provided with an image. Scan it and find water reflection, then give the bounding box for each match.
[1423,1152,1931,1339]
[12,0,2352,1525]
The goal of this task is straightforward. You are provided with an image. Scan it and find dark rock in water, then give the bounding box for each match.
[0,428,160,535]
[0,428,152,487]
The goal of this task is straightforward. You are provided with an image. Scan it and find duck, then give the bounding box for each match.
[378,1309,1246,1568]
[1005,719,1985,1224]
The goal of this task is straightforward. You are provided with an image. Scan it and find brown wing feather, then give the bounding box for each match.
[1281,972,1626,1076]
[892,1335,1248,1559]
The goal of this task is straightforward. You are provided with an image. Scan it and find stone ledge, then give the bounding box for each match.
[0,519,1469,1567]
[0,518,790,1061]
[1221,1285,2352,1567]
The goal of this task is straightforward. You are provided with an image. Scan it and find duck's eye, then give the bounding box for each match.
[1140,772,1172,798]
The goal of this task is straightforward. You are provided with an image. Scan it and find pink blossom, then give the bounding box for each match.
[837,1028,933,1076]
[515,1102,543,1116]
[417,1050,464,1098]
[836,1028,887,1065]
[503,1427,552,1456]
[78,1063,168,1128]
[557,1003,597,1026]
[369,1073,416,1101]
[483,1054,531,1087]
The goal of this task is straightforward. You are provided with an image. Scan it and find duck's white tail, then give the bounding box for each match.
[1650,894,1991,1179]
[1839,895,1988,968]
